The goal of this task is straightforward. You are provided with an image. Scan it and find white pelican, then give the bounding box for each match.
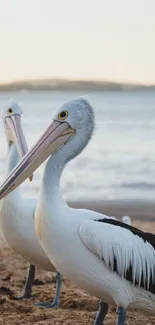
[121,216,131,225]
[0,100,62,307]
[0,98,155,325]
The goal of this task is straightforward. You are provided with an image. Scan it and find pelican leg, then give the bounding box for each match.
[35,271,62,309]
[14,264,35,300]
[94,301,108,325]
[116,307,126,325]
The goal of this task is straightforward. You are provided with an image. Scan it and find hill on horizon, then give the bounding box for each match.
[0,78,155,91]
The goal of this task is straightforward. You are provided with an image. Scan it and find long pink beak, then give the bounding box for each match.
[5,115,33,182]
[0,120,75,199]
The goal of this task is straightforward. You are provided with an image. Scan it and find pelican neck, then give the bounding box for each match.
[40,149,68,213]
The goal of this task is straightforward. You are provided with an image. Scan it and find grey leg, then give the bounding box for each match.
[94,301,108,325]
[36,271,62,309]
[14,264,35,300]
[116,307,126,325]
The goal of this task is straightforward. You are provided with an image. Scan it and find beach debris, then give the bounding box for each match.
[0,286,14,296]
[0,297,6,305]
[33,279,44,286]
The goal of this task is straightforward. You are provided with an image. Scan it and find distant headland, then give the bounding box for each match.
[0,79,155,91]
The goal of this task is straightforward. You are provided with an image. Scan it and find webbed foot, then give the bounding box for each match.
[35,300,59,309]
[35,271,62,309]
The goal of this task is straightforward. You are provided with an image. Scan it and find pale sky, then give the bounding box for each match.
[0,0,155,84]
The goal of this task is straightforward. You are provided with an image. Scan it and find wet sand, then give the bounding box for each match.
[0,202,155,324]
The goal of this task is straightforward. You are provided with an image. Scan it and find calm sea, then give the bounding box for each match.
[0,90,155,201]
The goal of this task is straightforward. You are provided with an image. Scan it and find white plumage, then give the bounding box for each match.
[0,98,154,324]
[79,219,155,289]
[0,100,62,306]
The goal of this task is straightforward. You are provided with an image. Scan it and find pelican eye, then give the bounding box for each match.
[58,110,69,120]
[8,108,13,114]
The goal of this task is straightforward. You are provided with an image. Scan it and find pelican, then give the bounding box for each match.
[0,98,155,325]
[0,100,62,307]
[121,216,131,225]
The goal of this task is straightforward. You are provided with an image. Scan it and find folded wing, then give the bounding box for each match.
[79,219,155,294]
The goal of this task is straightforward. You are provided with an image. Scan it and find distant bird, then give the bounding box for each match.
[110,215,132,226]
[121,216,131,225]
[0,98,155,325]
[0,101,62,308]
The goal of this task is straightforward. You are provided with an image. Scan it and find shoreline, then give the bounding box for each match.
[68,199,155,221]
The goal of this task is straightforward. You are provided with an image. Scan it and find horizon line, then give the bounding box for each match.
[1,77,155,87]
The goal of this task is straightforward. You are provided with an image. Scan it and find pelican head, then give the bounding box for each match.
[3,100,27,157]
[0,98,94,198]
[2,99,32,182]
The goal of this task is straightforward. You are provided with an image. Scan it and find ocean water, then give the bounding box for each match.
[0,90,155,201]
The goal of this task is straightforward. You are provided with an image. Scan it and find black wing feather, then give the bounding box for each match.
[96,218,155,294]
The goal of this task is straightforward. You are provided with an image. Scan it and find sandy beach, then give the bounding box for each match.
[0,201,155,325]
